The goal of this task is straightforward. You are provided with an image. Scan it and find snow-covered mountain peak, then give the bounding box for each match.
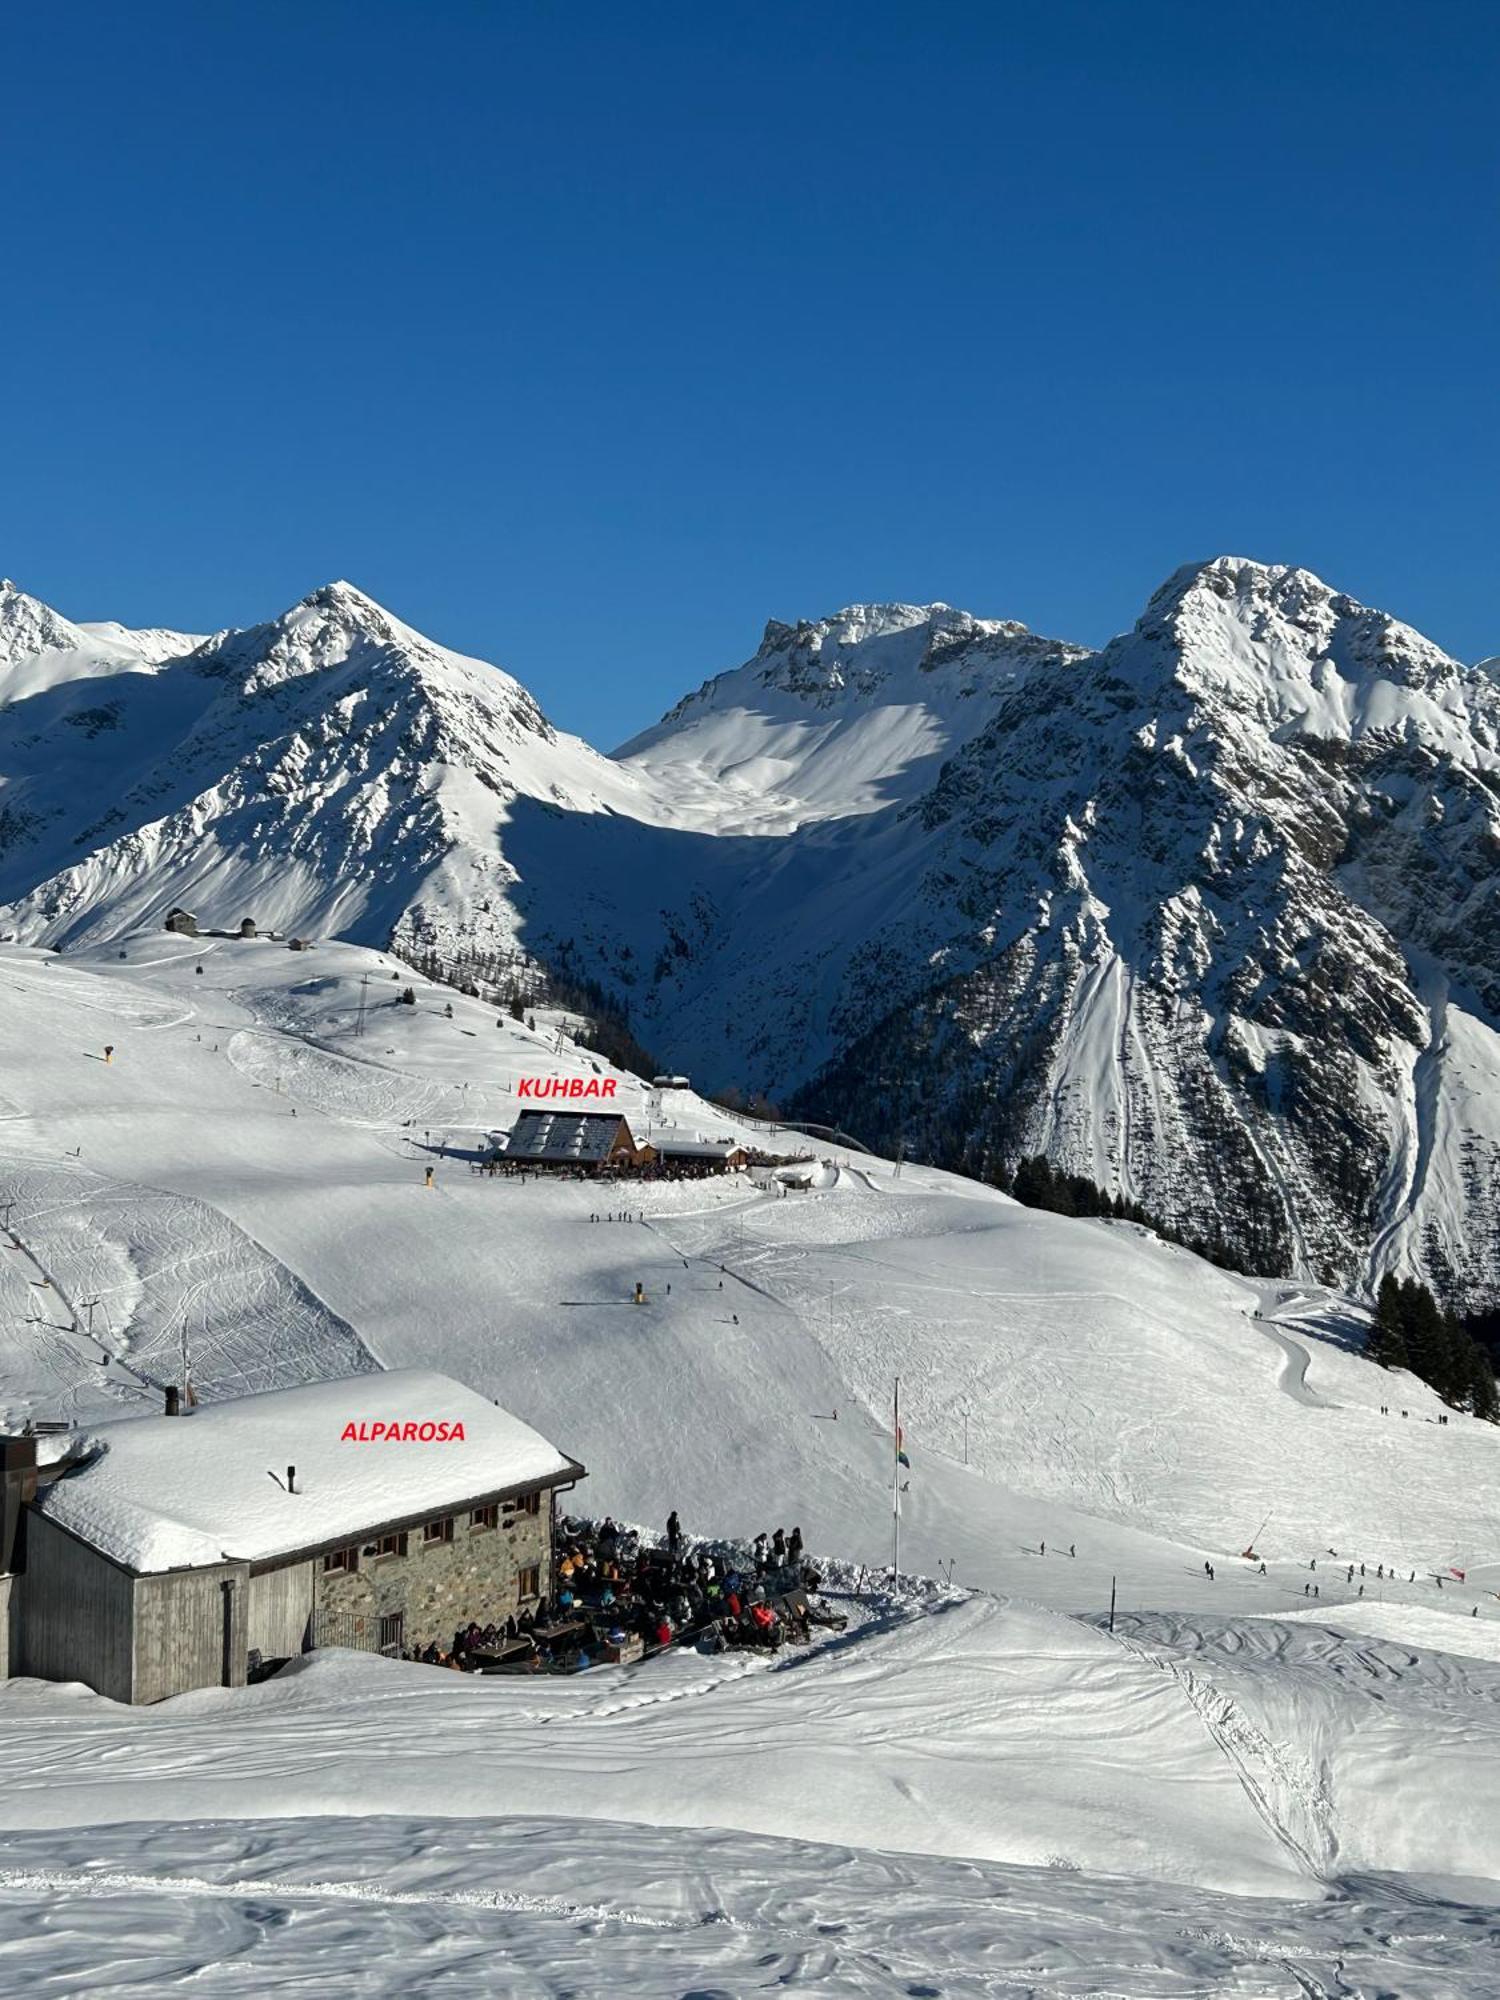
[748,600,1063,698]
[617,599,1087,827]
[1116,555,1493,762]
[1,579,93,669]
[73,621,210,666]
[1,579,201,696]
[186,579,557,747]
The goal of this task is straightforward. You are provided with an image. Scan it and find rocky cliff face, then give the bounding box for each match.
[2,560,1496,1304]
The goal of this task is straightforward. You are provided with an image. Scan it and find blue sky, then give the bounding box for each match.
[4,2,1495,743]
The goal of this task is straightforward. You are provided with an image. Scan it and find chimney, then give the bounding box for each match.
[164,1385,181,1417]
[287,1465,297,1494]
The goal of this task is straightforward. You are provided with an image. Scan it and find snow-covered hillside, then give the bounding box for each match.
[3,562,1499,1305]
[1,932,1498,1989]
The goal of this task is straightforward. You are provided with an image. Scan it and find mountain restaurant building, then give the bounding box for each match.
[494,1110,641,1172]
[0,1369,583,1703]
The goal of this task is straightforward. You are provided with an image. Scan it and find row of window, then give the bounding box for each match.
[321,1492,543,1576]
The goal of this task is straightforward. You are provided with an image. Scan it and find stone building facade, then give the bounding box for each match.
[3,1369,583,1700]
[313,1488,555,1651]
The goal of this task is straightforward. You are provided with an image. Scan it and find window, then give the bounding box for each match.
[374,1532,408,1561]
[470,1504,498,1532]
[423,1515,453,1546]
[517,1564,540,1600]
[519,1490,542,1517]
[322,1545,358,1574]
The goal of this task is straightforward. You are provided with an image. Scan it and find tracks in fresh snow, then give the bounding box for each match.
[1108,1622,1340,1879]
[1,1218,157,1396]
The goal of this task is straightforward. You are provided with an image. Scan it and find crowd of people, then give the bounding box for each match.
[405,1513,840,1674]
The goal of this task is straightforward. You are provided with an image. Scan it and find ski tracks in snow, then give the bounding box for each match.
[1108,1623,1341,1880]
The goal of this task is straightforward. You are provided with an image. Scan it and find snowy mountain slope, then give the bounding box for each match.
[616,601,1087,829]
[3,562,1499,1305]
[781,558,1500,1303]
[2,934,1495,1592]
[1,934,1499,1987]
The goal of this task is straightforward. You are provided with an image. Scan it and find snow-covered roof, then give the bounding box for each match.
[35,1369,581,1575]
[503,1110,636,1162]
[651,1137,744,1159]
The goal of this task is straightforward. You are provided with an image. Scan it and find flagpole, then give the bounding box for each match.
[892,1374,901,1578]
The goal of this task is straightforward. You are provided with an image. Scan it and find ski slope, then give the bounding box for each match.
[1,930,1498,1989]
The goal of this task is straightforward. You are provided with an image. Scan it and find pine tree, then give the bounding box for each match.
[1438,1312,1472,1407]
[1367,1274,1409,1370]
[1011,1156,1053,1209]
[1468,1340,1500,1424]
[1400,1278,1446,1390]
